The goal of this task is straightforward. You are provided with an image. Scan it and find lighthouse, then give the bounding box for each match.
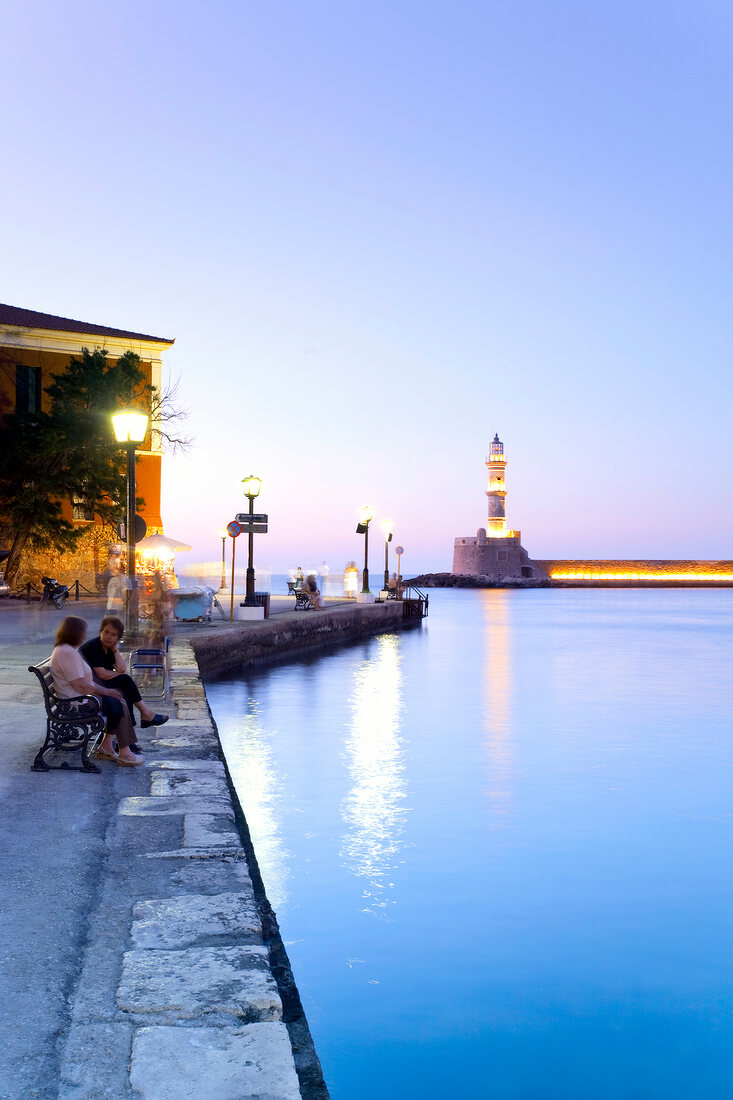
[486,433,507,536]
[452,434,547,581]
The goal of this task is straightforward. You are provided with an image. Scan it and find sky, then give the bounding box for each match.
[2,2,732,576]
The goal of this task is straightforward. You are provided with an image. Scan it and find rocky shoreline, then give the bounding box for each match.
[406,572,550,588]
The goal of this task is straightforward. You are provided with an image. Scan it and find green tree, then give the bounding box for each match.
[0,348,151,587]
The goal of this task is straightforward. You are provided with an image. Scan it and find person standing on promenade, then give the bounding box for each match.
[49,616,144,766]
[80,615,169,747]
[344,561,358,598]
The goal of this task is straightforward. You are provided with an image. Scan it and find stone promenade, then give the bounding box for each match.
[0,592,412,1097]
[0,597,324,1099]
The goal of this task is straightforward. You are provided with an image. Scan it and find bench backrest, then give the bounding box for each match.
[28,659,102,718]
[28,660,56,707]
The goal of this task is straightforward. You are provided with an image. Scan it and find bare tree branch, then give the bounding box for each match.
[149,372,193,453]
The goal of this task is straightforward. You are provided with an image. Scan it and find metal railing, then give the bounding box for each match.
[9,579,104,602]
[400,583,429,619]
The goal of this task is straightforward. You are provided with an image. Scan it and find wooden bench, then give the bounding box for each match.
[28,660,106,773]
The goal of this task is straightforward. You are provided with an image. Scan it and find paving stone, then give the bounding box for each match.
[184,813,242,848]
[168,858,253,894]
[59,1021,135,1099]
[152,758,226,772]
[131,891,261,948]
[130,1022,301,1100]
[118,795,234,817]
[148,735,199,749]
[118,945,281,1021]
[150,769,229,799]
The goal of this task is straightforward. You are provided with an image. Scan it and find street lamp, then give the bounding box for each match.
[241,475,262,605]
[356,505,374,594]
[381,518,393,590]
[216,528,228,591]
[112,409,149,634]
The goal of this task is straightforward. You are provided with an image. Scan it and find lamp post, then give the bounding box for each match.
[216,528,228,591]
[381,518,393,590]
[112,409,149,634]
[356,505,374,594]
[241,475,262,606]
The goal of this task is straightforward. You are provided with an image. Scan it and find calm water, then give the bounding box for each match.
[204,589,733,1099]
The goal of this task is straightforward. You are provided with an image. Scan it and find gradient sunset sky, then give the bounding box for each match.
[3,2,732,575]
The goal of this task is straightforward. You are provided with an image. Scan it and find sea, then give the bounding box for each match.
[203,586,733,1099]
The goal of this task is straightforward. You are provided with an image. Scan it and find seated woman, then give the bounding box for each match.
[304,572,322,609]
[80,616,169,746]
[50,616,144,766]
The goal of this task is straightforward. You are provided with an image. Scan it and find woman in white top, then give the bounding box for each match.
[50,616,144,766]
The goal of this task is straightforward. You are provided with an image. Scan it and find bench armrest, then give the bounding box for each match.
[50,694,102,718]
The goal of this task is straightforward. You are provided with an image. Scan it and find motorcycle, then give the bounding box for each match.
[40,576,70,609]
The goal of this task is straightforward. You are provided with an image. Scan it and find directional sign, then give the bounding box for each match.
[235,513,268,524]
[227,520,241,538]
[395,546,404,556]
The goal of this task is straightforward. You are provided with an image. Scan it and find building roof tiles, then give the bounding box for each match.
[0,303,173,344]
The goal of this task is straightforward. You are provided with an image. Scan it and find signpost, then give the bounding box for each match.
[235,513,268,535]
[395,545,404,584]
[226,520,241,620]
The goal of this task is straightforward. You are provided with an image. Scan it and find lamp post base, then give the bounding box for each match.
[236,604,265,620]
[356,591,376,604]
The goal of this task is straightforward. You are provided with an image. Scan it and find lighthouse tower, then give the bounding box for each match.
[452,435,547,580]
[486,433,507,536]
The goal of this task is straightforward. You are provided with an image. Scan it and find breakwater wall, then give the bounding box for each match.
[535,560,733,585]
[191,601,409,677]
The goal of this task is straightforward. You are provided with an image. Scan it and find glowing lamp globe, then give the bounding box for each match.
[242,475,262,499]
[112,409,148,444]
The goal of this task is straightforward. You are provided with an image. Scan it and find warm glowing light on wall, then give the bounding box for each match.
[551,571,733,581]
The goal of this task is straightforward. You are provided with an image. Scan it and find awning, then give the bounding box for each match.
[136,534,192,553]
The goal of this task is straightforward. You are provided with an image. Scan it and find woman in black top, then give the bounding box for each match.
[80,615,169,737]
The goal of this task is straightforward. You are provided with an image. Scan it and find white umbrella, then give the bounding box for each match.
[136,534,192,553]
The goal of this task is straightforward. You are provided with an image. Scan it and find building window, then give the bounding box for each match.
[15,365,42,414]
[72,499,95,522]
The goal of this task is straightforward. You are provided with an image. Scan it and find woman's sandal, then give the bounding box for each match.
[95,749,118,761]
[117,756,145,767]
[141,714,169,728]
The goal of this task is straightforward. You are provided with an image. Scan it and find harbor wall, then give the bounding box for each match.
[190,601,410,676]
[536,560,733,585]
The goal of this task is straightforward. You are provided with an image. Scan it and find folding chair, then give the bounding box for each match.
[129,636,170,699]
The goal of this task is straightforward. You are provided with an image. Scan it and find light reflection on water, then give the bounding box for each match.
[205,686,292,911]
[481,591,514,823]
[340,635,408,922]
[206,589,733,1099]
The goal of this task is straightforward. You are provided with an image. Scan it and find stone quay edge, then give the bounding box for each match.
[2,594,422,1098]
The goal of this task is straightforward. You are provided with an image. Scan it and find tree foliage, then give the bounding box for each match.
[0,348,153,586]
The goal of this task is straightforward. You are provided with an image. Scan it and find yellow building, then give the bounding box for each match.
[0,303,174,587]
